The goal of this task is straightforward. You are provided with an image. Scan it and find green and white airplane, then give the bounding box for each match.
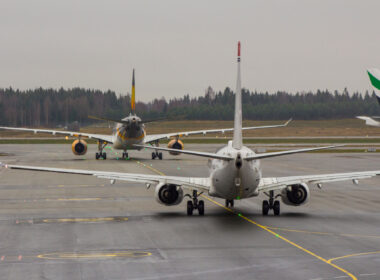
[357,68,380,126]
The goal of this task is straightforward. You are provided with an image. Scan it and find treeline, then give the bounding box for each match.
[0,87,379,127]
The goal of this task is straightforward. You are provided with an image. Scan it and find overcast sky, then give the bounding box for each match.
[1,0,379,101]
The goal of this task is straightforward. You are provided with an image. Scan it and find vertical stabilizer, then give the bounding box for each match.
[367,68,380,104]
[232,42,243,149]
[131,69,136,113]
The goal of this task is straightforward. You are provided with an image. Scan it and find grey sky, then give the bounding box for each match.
[1,0,379,102]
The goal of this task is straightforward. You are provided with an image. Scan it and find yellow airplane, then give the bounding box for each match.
[0,69,291,160]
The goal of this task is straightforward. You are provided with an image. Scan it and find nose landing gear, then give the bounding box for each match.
[262,190,280,216]
[186,190,204,216]
[225,199,234,208]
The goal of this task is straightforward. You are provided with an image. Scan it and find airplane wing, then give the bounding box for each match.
[134,144,234,160]
[2,164,211,192]
[144,119,292,144]
[0,126,114,143]
[258,170,380,192]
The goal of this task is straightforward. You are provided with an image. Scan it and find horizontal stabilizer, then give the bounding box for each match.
[141,117,168,124]
[89,115,166,124]
[88,115,127,124]
[244,145,344,161]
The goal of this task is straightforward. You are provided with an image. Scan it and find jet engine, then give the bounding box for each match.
[154,183,184,206]
[167,139,184,155]
[281,183,309,206]
[71,139,88,156]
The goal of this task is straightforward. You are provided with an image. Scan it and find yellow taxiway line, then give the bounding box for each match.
[266,226,380,239]
[328,251,380,263]
[136,160,358,280]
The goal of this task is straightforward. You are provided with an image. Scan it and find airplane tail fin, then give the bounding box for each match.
[367,68,380,104]
[131,69,136,113]
[232,41,243,149]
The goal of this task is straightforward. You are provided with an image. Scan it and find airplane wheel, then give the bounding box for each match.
[102,152,107,160]
[273,201,280,216]
[198,200,204,216]
[225,199,234,208]
[158,152,163,160]
[262,200,269,216]
[96,153,100,160]
[187,201,193,216]
[152,152,156,160]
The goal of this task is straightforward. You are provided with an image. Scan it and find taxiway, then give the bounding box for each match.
[0,144,380,280]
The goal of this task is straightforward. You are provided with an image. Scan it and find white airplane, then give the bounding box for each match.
[357,68,380,126]
[0,69,291,161]
[4,42,380,216]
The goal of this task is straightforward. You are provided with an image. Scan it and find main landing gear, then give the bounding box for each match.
[95,141,108,160]
[96,152,107,160]
[151,141,162,160]
[225,199,234,208]
[151,152,163,160]
[186,190,204,216]
[122,151,129,159]
[262,190,280,216]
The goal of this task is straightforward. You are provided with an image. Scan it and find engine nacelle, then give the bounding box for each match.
[281,183,309,206]
[167,139,184,155]
[154,183,184,206]
[71,139,88,156]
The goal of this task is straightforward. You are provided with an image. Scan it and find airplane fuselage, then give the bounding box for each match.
[208,141,261,200]
[111,115,146,150]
